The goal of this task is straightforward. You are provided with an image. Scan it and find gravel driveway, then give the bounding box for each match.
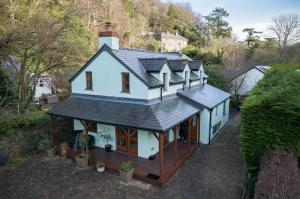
[0,111,244,199]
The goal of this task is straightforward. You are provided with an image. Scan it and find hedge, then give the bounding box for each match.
[240,64,300,177]
[0,110,47,135]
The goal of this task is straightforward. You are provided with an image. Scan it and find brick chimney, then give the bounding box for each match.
[98,22,119,50]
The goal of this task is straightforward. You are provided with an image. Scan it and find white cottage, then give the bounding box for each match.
[48,22,231,186]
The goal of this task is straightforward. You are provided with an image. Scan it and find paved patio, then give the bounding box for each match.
[0,110,244,199]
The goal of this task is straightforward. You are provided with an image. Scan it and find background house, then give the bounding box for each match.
[144,32,188,52]
[223,65,270,103]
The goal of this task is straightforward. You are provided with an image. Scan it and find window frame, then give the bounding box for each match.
[223,101,226,115]
[85,71,93,90]
[121,72,130,93]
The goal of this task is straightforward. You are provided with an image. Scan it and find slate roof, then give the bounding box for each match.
[188,61,202,71]
[222,65,270,81]
[139,57,167,72]
[168,59,189,72]
[48,94,200,132]
[153,32,188,41]
[190,72,201,81]
[112,48,190,87]
[178,84,231,109]
[170,72,185,85]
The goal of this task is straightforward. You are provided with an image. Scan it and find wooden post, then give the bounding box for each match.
[172,125,179,167]
[159,132,164,182]
[197,113,200,143]
[188,118,192,151]
[50,115,56,144]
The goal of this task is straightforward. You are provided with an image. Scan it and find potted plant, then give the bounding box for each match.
[38,139,55,157]
[98,132,113,152]
[73,133,89,168]
[96,160,105,173]
[119,161,134,183]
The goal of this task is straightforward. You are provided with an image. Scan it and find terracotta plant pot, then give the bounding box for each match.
[119,168,134,183]
[75,154,89,168]
[47,148,55,157]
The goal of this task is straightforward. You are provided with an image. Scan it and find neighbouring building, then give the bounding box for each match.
[48,22,231,186]
[223,65,270,102]
[144,32,188,52]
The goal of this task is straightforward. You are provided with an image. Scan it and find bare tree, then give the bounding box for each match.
[269,14,299,63]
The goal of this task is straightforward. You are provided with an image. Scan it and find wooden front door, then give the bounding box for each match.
[190,115,198,141]
[116,127,138,155]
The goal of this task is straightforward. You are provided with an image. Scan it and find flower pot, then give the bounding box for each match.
[96,164,105,172]
[47,148,55,157]
[119,168,134,183]
[105,144,112,152]
[75,154,89,168]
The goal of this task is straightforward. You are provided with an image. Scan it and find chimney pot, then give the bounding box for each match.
[105,22,112,32]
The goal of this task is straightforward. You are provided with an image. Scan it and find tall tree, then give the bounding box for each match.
[0,0,92,113]
[205,7,232,38]
[269,14,299,63]
[166,4,176,32]
[243,28,262,57]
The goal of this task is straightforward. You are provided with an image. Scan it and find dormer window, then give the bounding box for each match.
[86,71,93,90]
[121,72,130,93]
[163,73,168,91]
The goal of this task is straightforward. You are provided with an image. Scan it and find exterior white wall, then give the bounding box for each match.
[137,130,159,159]
[71,51,149,99]
[99,36,119,50]
[191,80,200,87]
[232,68,264,95]
[199,99,230,144]
[161,37,188,52]
[73,119,117,150]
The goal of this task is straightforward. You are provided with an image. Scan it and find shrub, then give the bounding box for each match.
[240,64,300,177]
[38,139,54,152]
[120,161,133,172]
[0,110,47,135]
[255,150,300,199]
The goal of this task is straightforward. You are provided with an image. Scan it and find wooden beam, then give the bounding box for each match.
[50,115,56,144]
[188,118,192,151]
[152,132,159,141]
[159,132,164,182]
[172,125,179,167]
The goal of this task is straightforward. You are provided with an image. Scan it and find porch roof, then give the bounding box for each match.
[178,84,231,109]
[47,94,201,132]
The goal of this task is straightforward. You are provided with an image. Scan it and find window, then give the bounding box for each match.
[223,101,226,115]
[86,71,93,90]
[122,72,130,93]
[163,73,168,91]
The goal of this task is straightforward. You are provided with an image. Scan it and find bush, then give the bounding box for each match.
[120,161,133,172]
[254,150,300,199]
[38,139,54,152]
[240,64,300,177]
[0,110,47,135]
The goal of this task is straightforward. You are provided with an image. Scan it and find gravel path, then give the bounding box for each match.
[0,111,244,199]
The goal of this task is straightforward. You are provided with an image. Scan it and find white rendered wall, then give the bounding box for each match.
[232,68,264,95]
[99,36,119,50]
[73,119,117,150]
[199,99,230,144]
[71,51,149,99]
[138,130,159,159]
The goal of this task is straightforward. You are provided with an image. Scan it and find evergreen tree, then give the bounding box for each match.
[205,7,232,38]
